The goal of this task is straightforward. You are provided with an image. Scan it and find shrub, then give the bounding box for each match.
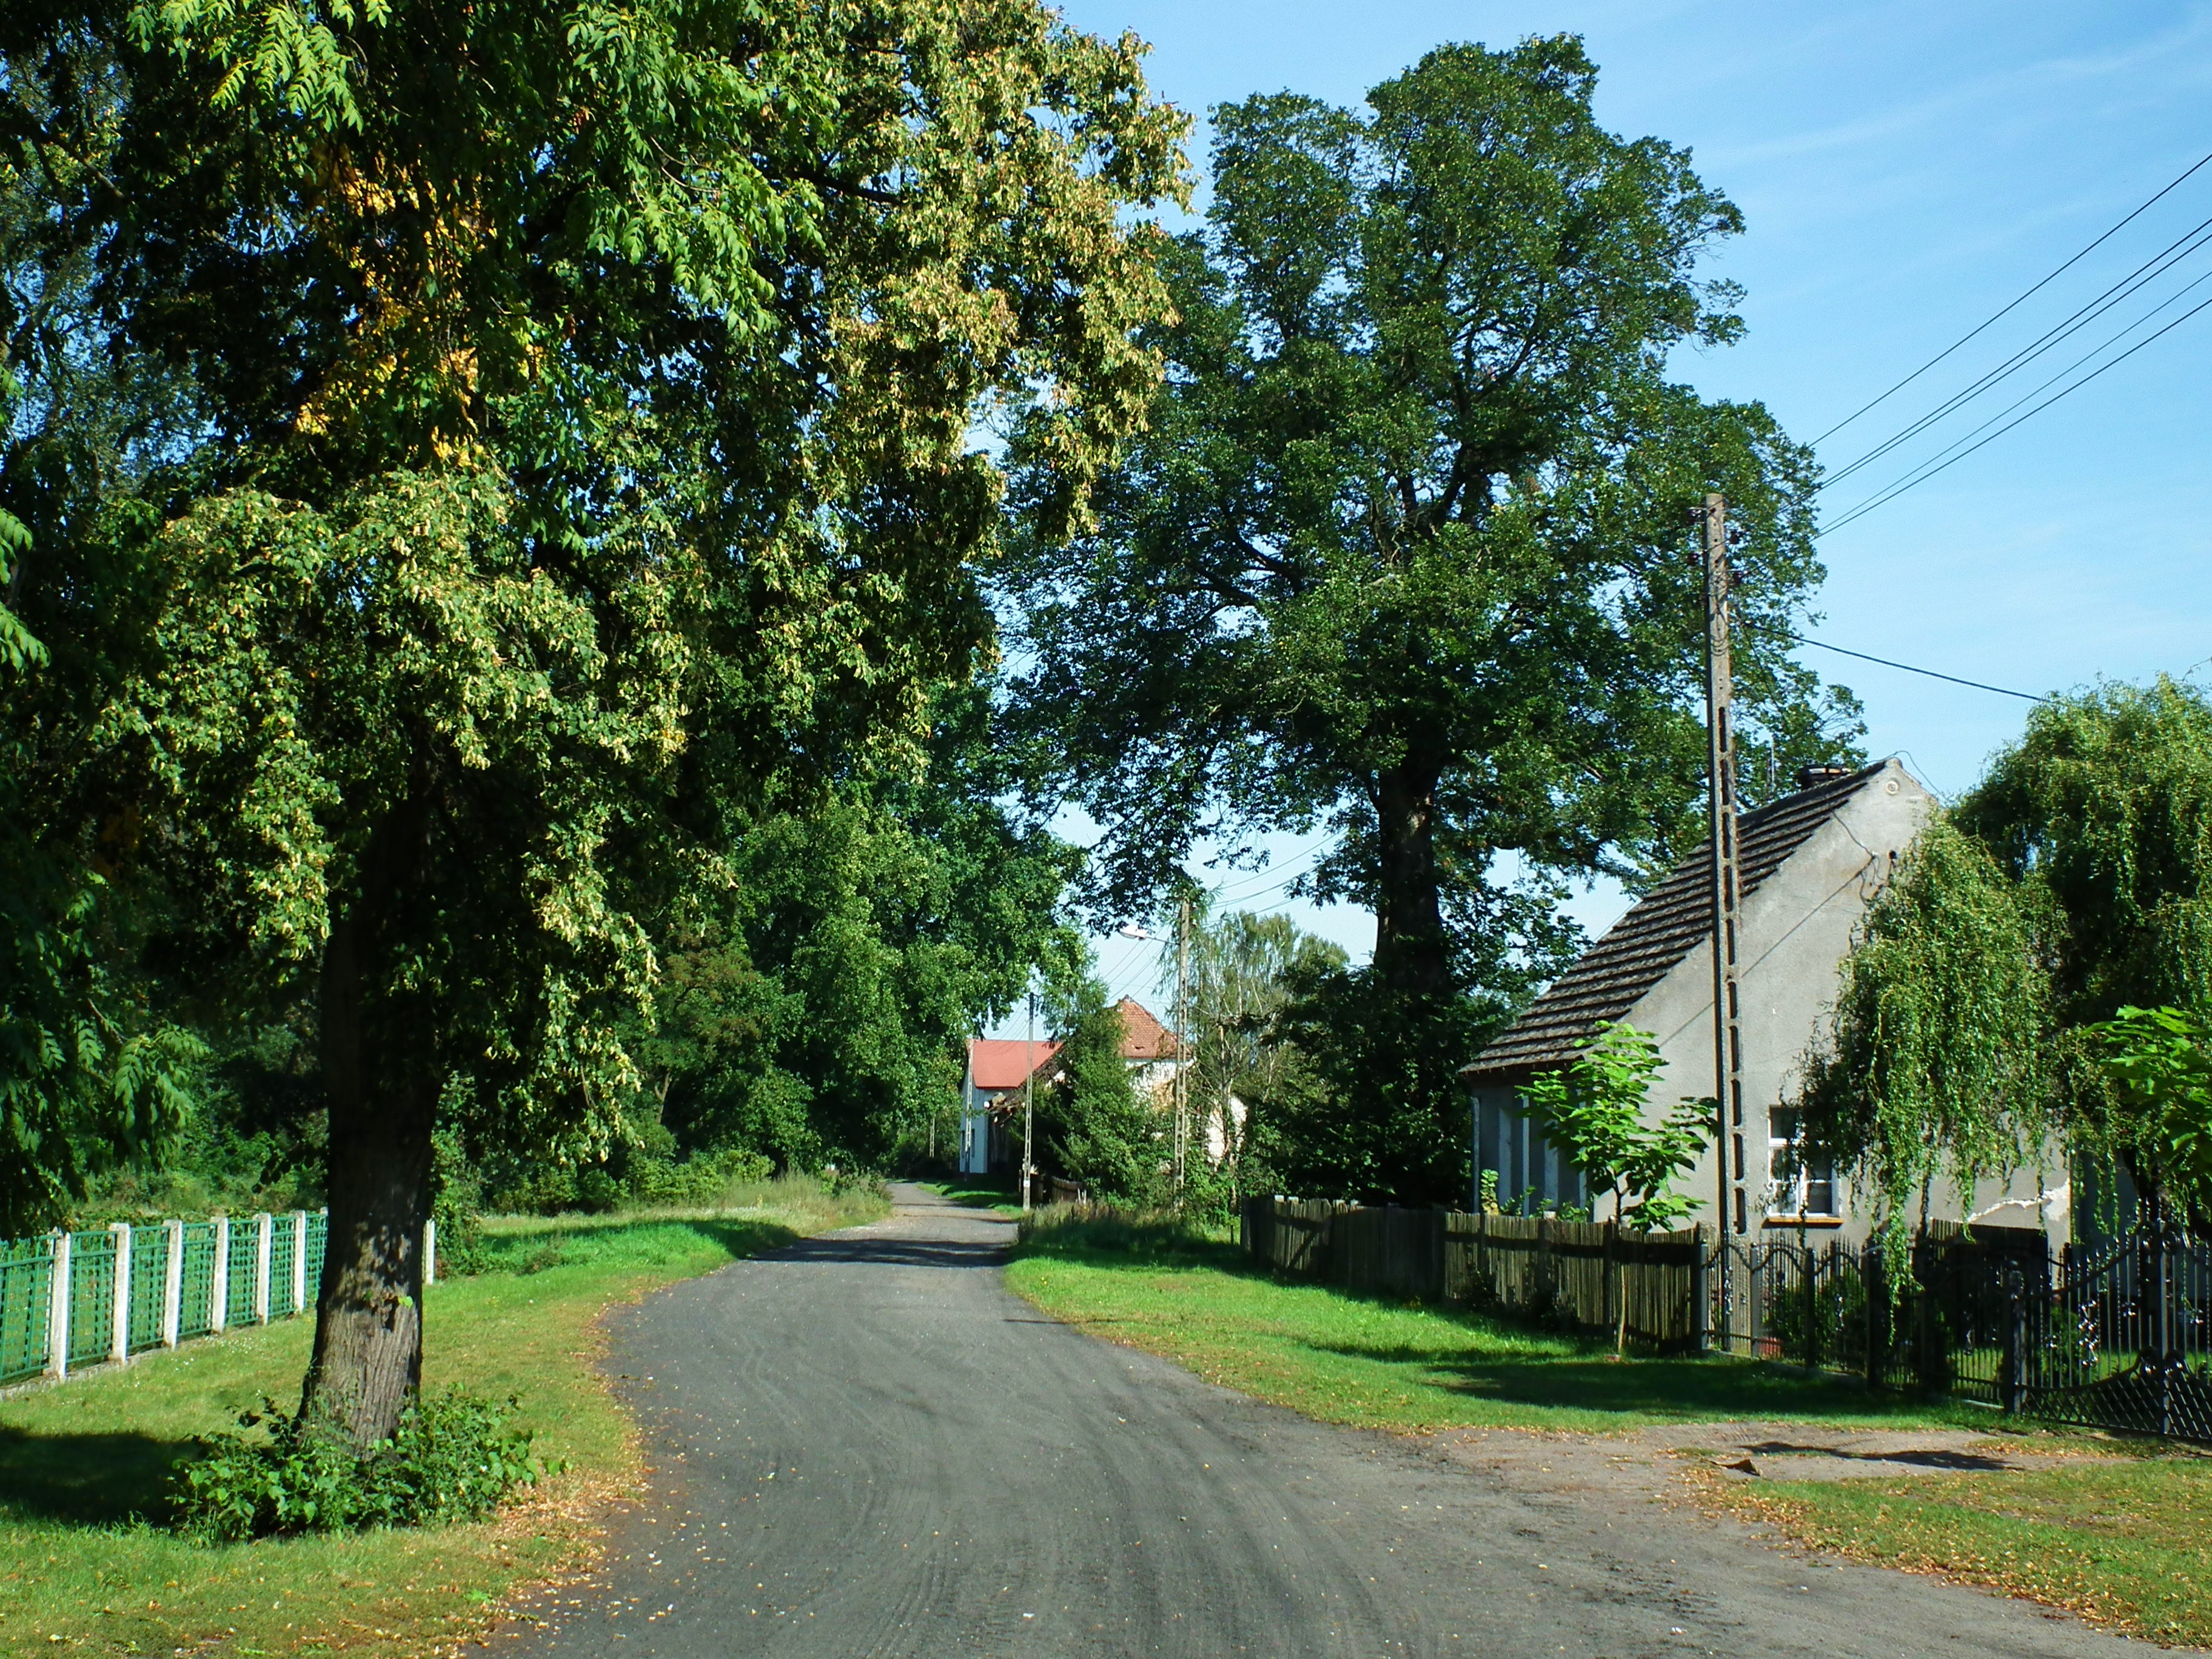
[1015,1204,1222,1260]
[170,1389,551,1542]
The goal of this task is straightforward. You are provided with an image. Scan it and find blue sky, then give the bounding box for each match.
[1014,1,2212,1021]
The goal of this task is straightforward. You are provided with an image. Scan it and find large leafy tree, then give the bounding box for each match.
[641,691,1084,1172]
[1005,36,1854,1009]
[6,0,1181,1440]
[0,19,210,1233]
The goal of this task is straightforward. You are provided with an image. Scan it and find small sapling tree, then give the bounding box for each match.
[1523,1022,1708,1352]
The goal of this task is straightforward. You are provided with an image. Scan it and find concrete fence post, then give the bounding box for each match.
[292,1211,309,1315]
[47,1232,70,1379]
[110,1221,132,1364]
[210,1216,229,1333]
[210,1215,230,1333]
[253,1213,272,1324]
[423,1216,437,1287]
[163,1219,185,1348]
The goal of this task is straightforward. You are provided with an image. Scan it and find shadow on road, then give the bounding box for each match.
[765,1233,1008,1272]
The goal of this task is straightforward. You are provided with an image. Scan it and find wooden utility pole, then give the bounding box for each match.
[1702,494,1749,1350]
[1173,891,1191,1204]
[1022,989,1036,1213]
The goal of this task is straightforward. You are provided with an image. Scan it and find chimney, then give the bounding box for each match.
[1795,763,1856,791]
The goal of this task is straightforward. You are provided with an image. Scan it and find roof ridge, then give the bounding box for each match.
[1462,761,1899,1081]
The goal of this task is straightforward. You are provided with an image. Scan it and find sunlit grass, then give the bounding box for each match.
[1007,1219,1985,1435]
[1704,1456,2212,1646]
[0,1176,886,1656]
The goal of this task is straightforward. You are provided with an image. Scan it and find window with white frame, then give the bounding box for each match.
[1766,1108,1837,1218]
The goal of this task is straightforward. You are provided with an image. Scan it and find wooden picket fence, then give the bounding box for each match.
[1242,1197,1706,1350]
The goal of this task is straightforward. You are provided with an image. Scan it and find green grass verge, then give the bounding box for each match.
[1703,1455,2212,1646]
[1005,1219,1986,1435]
[0,1176,885,1657]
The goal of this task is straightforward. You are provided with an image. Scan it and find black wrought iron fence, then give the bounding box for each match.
[1708,1208,2208,1441]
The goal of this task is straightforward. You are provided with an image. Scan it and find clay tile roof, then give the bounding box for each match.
[1461,762,1890,1083]
[1115,999,1182,1061]
[967,1038,1060,1091]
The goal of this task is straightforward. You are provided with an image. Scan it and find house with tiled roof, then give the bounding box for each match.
[1463,759,2062,1243]
[958,999,1183,1176]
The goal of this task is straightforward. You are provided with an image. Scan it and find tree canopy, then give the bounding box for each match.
[1,0,1185,1439]
[1004,36,1858,1004]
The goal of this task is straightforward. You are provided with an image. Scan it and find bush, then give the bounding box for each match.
[170,1389,551,1542]
[1015,1204,1223,1260]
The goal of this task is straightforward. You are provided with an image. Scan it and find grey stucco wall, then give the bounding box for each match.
[1475,760,2068,1241]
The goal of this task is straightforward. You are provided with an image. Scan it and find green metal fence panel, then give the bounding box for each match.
[225,1222,258,1327]
[67,1229,116,1367]
[128,1227,170,1352]
[178,1222,218,1341]
[306,1210,327,1303]
[0,1236,54,1383]
[269,1219,298,1319]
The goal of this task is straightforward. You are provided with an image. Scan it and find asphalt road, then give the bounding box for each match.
[501,1185,2133,1658]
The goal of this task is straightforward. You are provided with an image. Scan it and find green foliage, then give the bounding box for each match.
[1258,966,1486,1207]
[1007,35,1857,1009]
[1797,814,2056,1256]
[1181,908,1346,1199]
[2086,1005,2212,1225]
[1037,976,1162,1205]
[1960,679,2212,1023]
[170,1388,549,1542]
[1,0,1184,1424]
[1521,1024,1708,1232]
[642,723,1081,1175]
[73,1023,326,1225]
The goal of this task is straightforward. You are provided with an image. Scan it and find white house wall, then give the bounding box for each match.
[1621,763,1928,1237]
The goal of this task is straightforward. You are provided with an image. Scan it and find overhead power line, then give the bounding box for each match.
[1820,283,2212,535]
[1818,209,2212,494]
[1749,620,2046,702]
[1812,141,2212,447]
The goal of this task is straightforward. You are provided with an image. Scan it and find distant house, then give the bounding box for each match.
[959,999,1184,1177]
[1461,759,2063,1243]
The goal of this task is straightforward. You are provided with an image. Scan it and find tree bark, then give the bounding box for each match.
[1370,758,1453,997]
[302,782,437,1446]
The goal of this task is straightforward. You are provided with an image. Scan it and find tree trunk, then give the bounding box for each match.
[302,777,437,1446]
[1370,758,1452,997]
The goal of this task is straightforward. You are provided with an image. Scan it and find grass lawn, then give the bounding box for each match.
[1701,1454,2212,1647]
[1006,1222,1988,1435]
[0,1176,885,1657]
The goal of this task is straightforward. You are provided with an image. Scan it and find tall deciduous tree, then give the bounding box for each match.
[1005,37,1855,1011]
[10,0,1182,1441]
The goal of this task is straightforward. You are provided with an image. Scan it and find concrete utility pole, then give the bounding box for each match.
[1173,891,1191,1205]
[1022,990,1036,1213]
[1701,493,1749,1350]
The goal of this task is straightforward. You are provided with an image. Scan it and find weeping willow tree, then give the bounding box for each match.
[1803,679,2212,1250]
[1797,816,2057,1259]
[1961,677,2212,1218]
